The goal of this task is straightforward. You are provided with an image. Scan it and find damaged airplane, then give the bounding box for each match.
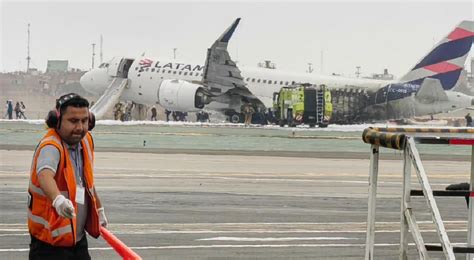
[80,19,473,123]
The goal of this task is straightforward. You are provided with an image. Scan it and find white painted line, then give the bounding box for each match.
[197,236,359,242]
[0,233,29,237]
[79,220,466,226]
[111,229,468,234]
[0,242,468,252]
[0,229,467,237]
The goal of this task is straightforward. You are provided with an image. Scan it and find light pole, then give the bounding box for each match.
[91,43,96,69]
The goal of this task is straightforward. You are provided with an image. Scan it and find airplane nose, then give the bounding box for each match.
[80,72,93,93]
[80,73,88,87]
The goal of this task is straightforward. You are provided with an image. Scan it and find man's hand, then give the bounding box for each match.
[52,195,75,219]
[98,207,108,227]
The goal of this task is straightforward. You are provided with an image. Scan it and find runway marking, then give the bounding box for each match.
[0,229,469,237]
[0,233,28,237]
[0,221,467,236]
[0,220,467,226]
[0,242,468,252]
[197,236,359,241]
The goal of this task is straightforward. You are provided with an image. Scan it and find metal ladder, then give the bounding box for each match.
[362,127,474,259]
[315,89,324,123]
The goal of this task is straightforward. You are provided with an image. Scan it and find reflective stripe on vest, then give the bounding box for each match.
[83,136,93,163]
[51,225,72,238]
[29,180,46,196]
[29,180,69,199]
[28,211,72,238]
[40,135,61,147]
[28,210,49,229]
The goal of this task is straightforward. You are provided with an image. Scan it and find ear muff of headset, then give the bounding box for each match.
[88,112,95,131]
[45,110,58,128]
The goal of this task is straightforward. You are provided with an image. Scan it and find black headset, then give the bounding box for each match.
[45,93,95,131]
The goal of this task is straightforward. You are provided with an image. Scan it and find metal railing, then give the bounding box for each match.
[362,127,474,260]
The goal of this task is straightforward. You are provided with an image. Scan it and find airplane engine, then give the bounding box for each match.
[158,79,211,111]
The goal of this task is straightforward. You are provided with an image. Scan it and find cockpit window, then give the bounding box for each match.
[98,63,109,68]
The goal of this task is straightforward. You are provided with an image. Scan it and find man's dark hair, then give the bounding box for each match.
[56,93,89,115]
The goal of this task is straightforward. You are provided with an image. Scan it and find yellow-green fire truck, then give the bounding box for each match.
[273,84,332,127]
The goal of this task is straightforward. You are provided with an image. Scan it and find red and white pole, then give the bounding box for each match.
[100,226,142,260]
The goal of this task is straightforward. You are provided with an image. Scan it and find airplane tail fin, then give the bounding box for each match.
[399,20,473,90]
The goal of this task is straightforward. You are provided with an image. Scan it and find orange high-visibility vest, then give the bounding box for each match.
[28,129,100,246]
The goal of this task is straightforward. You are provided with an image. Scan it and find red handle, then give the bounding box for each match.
[100,226,142,260]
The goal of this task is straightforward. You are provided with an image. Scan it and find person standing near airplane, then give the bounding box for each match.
[151,106,157,121]
[466,113,472,127]
[27,93,107,259]
[243,103,255,125]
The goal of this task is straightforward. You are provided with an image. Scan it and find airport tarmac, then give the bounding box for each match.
[0,148,472,259]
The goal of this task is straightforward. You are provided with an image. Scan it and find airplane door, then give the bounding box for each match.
[106,57,135,78]
[106,57,122,77]
[118,59,134,78]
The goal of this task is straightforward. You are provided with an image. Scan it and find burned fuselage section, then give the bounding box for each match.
[327,80,473,124]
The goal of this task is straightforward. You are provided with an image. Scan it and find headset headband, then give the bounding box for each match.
[56,93,81,110]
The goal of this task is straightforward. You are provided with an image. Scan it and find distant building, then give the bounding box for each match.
[46,60,68,73]
[258,60,276,69]
[364,68,394,81]
[27,68,39,75]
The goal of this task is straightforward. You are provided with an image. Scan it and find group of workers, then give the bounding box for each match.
[4,100,27,119]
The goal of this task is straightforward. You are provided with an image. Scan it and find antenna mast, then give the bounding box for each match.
[320,49,324,74]
[100,35,103,64]
[91,43,96,69]
[26,23,31,73]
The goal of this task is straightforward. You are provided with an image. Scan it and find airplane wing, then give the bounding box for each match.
[202,18,254,98]
[90,78,129,119]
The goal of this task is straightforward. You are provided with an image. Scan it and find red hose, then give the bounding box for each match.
[100,226,142,260]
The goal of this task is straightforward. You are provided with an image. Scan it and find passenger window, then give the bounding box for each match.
[151,68,155,72]
[285,81,289,85]
[162,69,166,73]
[184,72,188,76]
[145,68,149,72]
[291,81,295,85]
[168,70,172,73]
[268,80,272,84]
[257,79,261,83]
[263,80,267,83]
[246,78,250,81]
[173,71,177,74]
[189,72,193,76]
[252,78,255,82]
[179,71,182,75]
[135,67,138,71]
[280,81,283,85]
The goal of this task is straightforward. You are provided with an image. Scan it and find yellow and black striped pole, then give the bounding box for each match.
[362,128,406,150]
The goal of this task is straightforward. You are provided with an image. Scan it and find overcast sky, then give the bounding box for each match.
[1,0,472,78]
